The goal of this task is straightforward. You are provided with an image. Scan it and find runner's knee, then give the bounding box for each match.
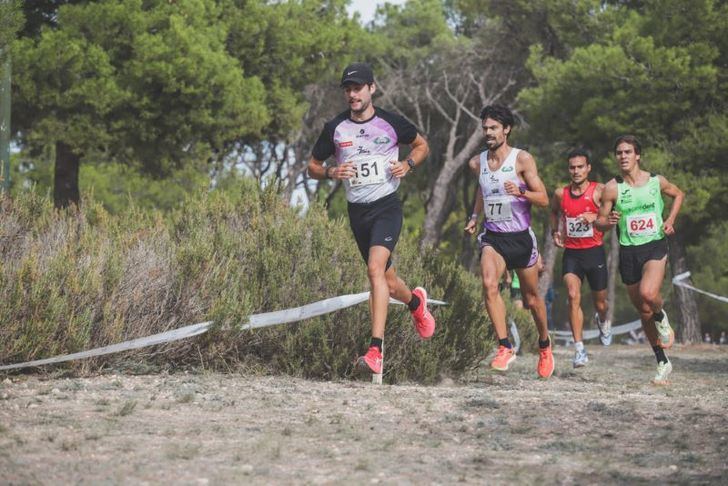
[483,277,500,300]
[567,287,581,303]
[640,288,660,307]
[367,262,386,281]
[523,291,542,309]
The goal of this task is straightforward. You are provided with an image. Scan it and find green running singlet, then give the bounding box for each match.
[614,174,665,246]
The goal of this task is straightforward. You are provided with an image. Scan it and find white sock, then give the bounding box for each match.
[575,341,585,352]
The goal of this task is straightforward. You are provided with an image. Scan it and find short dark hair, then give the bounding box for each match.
[567,147,591,165]
[614,135,641,155]
[479,104,515,129]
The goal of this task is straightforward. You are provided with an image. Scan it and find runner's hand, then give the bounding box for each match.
[552,230,564,248]
[579,212,597,225]
[333,162,356,179]
[607,210,621,226]
[504,181,520,196]
[464,219,478,235]
[389,160,409,178]
[663,219,675,236]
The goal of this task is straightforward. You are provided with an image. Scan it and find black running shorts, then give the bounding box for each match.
[479,228,539,270]
[619,238,668,286]
[347,192,403,268]
[562,245,608,291]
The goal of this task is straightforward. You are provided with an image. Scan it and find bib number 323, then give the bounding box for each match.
[565,216,594,238]
[627,213,658,237]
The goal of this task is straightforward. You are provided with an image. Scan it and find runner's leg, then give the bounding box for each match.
[626,282,658,345]
[517,265,549,341]
[385,265,413,303]
[367,245,392,339]
[481,246,508,339]
[592,289,608,322]
[564,273,584,342]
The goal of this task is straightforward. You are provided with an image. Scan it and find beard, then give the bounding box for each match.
[350,98,371,114]
[486,138,503,150]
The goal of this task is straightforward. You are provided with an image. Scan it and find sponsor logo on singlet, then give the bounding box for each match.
[339,141,353,148]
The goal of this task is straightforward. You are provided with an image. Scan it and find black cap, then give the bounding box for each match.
[340,62,374,86]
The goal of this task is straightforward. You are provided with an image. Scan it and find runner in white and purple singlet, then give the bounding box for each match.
[464,104,554,378]
[307,63,436,376]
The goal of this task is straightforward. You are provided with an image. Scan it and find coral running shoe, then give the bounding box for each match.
[410,287,435,339]
[490,345,516,371]
[652,360,672,385]
[357,346,383,374]
[654,310,674,349]
[537,341,555,379]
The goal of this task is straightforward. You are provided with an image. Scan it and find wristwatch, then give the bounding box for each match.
[406,158,416,171]
[518,186,526,195]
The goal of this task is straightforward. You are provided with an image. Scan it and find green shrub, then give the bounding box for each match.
[0,183,535,382]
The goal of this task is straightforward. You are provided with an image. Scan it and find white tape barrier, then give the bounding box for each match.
[0,292,447,371]
[552,270,728,343]
[672,271,728,304]
[552,319,642,342]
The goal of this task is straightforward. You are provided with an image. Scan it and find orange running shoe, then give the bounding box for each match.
[490,345,516,371]
[537,341,555,378]
[410,287,435,339]
[357,346,383,374]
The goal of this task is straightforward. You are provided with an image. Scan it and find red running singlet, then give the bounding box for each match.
[561,181,604,249]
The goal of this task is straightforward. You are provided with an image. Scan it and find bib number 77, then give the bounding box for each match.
[485,200,513,222]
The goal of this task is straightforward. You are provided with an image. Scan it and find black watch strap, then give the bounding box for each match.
[406,158,416,171]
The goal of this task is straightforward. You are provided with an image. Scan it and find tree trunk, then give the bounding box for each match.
[538,223,557,298]
[421,126,483,248]
[54,141,81,208]
[606,227,619,325]
[668,232,701,343]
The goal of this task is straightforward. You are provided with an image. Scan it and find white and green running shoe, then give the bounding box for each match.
[573,348,589,368]
[594,313,612,346]
[654,310,674,349]
[652,360,672,385]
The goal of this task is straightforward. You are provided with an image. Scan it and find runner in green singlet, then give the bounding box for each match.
[596,135,684,384]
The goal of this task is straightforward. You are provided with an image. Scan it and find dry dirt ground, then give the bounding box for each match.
[1,344,727,485]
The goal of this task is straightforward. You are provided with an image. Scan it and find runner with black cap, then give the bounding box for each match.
[308,62,435,376]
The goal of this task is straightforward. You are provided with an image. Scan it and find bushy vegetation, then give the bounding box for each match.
[0,184,535,382]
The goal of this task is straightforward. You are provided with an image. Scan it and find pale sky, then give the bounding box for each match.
[347,0,408,24]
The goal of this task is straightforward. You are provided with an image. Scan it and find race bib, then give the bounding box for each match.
[627,213,658,237]
[566,216,594,238]
[348,155,388,187]
[485,199,513,222]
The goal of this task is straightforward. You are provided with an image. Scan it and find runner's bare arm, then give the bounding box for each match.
[550,187,564,247]
[391,134,430,178]
[307,157,355,180]
[465,182,483,235]
[592,182,605,207]
[508,151,549,207]
[595,179,619,231]
[659,175,685,236]
[467,154,480,176]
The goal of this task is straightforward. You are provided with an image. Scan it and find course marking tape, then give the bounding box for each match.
[672,271,728,304]
[0,292,447,371]
[552,319,642,342]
